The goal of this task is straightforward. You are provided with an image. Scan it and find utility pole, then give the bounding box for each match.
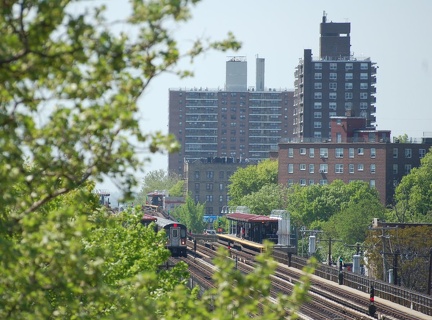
[321,237,342,266]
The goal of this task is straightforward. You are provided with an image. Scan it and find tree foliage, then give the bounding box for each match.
[287,180,383,229]
[171,195,206,233]
[138,169,183,203]
[0,0,240,217]
[240,184,287,215]
[228,159,278,206]
[392,147,432,223]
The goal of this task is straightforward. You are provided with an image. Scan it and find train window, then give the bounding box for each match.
[173,229,178,237]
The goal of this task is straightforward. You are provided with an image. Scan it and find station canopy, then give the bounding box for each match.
[226,212,278,223]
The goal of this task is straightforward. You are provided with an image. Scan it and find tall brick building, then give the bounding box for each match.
[168,57,293,175]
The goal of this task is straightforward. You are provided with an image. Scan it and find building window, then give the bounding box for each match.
[194,171,200,179]
[419,149,426,158]
[320,148,328,158]
[219,183,224,191]
[360,102,368,109]
[314,82,322,89]
[194,183,200,191]
[335,148,344,158]
[314,73,322,80]
[300,148,306,155]
[329,83,337,90]
[319,164,328,173]
[309,148,315,158]
[319,179,328,185]
[358,148,364,155]
[329,73,337,80]
[288,164,294,173]
[393,148,398,158]
[345,92,353,100]
[195,195,199,202]
[405,164,412,174]
[314,121,322,128]
[358,164,364,171]
[288,148,294,157]
[330,63,337,70]
[349,164,354,173]
[314,92,322,99]
[314,131,322,138]
[345,102,353,110]
[360,83,368,90]
[329,111,336,117]
[360,92,368,99]
[309,164,314,173]
[360,63,368,70]
[309,179,315,185]
[329,92,337,100]
[369,180,376,188]
[206,195,213,202]
[315,63,322,70]
[314,112,322,118]
[300,164,306,171]
[345,82,353,90]
[288,179,294,186]
[206,183,213,191]
[349,148,354,158]
[405,148,412,158]
[393,164,398,174]
[360,73,368,80]
[314,102,322,109]
[219,171,224,179]
[370,164,376,174]
[345,63,353,70]
[219,195,223,202]
[345,73,353,80]
[370,148,376,158]
[329,102,337,110]
[335,164,344,173]
[300,179,306,186]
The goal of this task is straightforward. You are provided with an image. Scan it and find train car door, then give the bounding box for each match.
[170,226,180,246]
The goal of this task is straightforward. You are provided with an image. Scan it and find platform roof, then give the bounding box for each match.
[226,212,278,223]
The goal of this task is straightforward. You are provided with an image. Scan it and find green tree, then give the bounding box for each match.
[169,179,185,197]
[228,159,278,206]
[392,147,432,223]
[0,0,240,216]
[138,169,183,204]
[240,184,287,215]
[287,180,383,229]
[172,195,206,233]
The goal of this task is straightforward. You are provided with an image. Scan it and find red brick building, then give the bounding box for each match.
[277,117,432,205]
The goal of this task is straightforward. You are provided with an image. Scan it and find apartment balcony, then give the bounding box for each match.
[370,86,377,94]
[370,96,376,103]
[371,76,377,84]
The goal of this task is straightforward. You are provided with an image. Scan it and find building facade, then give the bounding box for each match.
[289,13,377,140]
[168,57,294,175]
[184,157,256,215]
[278,117,432,205]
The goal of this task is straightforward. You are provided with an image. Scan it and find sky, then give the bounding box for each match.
[94,0,432,199]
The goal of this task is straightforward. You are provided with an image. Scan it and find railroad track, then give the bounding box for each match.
[184,240,429,319]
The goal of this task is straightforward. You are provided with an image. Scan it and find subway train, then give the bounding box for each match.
[141,215,187,257]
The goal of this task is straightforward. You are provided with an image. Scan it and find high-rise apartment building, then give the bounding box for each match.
[168,57,294,175]
[290,12,377,140]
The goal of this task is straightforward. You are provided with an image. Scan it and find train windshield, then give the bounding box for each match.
[172,229,178,237]
[181,229,186,237]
